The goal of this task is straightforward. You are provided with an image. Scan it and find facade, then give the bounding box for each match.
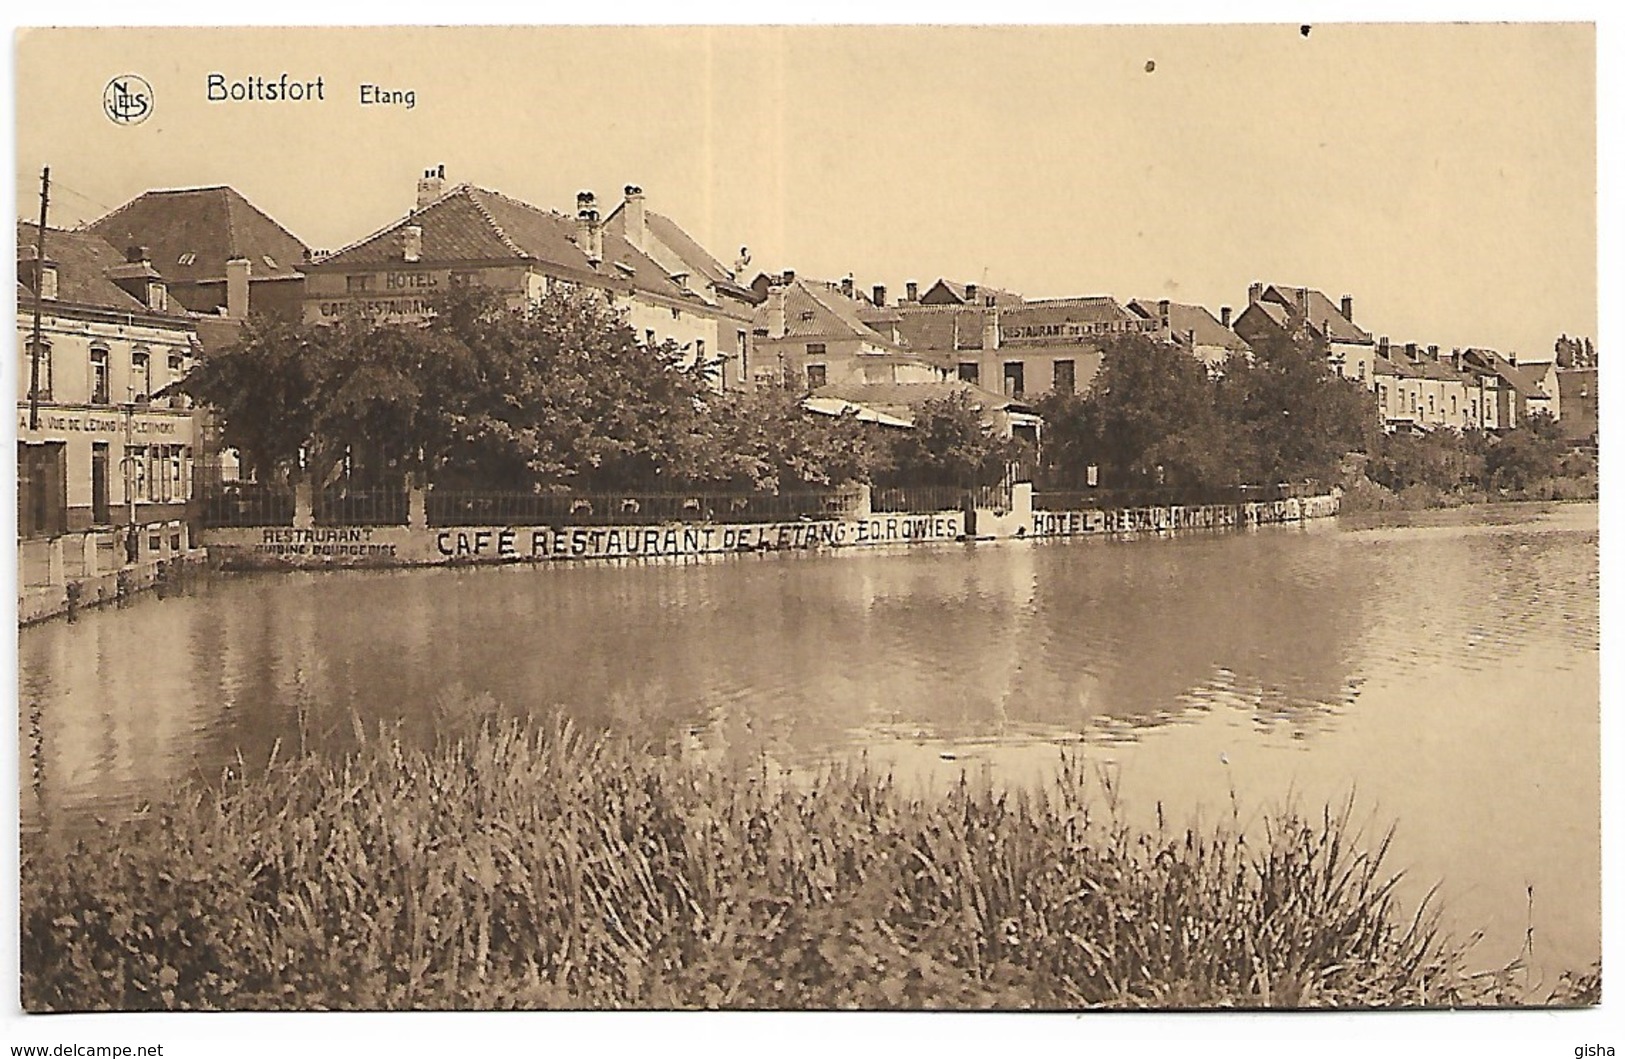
[306,170,735,386]
[1459,348,1556,429]
[751,273,947,391]
[88,185,311,322]
[601,185,762,390]
[1557,368,1597,444]
[893,291,1153,399]
[1233,283,1376,384]
[16,222,199,550]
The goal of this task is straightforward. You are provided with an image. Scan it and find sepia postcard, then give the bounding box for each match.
[6,16,1610,1057]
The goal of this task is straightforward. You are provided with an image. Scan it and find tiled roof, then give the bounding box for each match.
[88,186,310,284]
[17,222,190,319]
[921,279,1025,306]
[318,184,692,302]
[1461,349,1545,399]
[759,278,900,348]
[1017,295,1139,325]
[1260,285,1372,345]
[1128,299,1251,352]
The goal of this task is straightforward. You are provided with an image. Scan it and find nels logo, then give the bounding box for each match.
[103,74,153,125]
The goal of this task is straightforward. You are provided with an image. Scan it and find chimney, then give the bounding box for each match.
[734,246,751,275]
[1340,294,1354,321]
[1404,342,1417,361]
[575,191,602,265]
[622,185,646,252]
[906,280,919,303]
[402,224,423,263]
[1379,336,1390,354]
[1247,282,1263,304]
[225,257,252,319]
[766,279,788,338]
[126,244,149,265]
[416,165,446,210]
[840,275,854,299]
[982,306,1001,351]
[1427,344,1440,362]
[1295,287,1310,315]
[965,283,978,304]
[872,284,886,307]
[782,269,795,282]
[1220,305,1232,328]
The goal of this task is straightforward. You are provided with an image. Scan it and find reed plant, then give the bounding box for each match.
[18,700,1597,1011]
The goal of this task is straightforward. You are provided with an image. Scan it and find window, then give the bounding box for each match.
[25,339,51,401]
[806,364,827,389]
[1054,359,1076,395]
[1450,395,1458,415]
[346,274,374,293]
[1357,359,1368,381]
[132,350,152,402]
[736,330,748,383]
[177,252,197,266]
[806,342,826,357]
[449,271,479,288]
[1002,361,1025,398]
[645,329,657,347]
[262,255,279,271]
[91,347,110,405]
[695,338,706,362]
[127,445,148,503]
[957,362,980,385]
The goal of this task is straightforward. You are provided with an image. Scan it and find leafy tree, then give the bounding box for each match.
[1484,414,1567,492]
[879,391,1022,488]
[1218,330,1378,485]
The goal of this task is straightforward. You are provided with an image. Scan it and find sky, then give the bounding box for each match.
[11,22,1596,361]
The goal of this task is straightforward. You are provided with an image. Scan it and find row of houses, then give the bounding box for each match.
[16,165,1597,557]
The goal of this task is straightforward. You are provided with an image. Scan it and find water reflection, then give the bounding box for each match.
[17,503,1598,982]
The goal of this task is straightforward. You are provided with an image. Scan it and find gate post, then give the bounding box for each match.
[293,478,315,530]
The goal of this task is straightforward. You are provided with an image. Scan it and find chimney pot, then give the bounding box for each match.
[622,184,647,252]
[840,276,854,298]
[1379,336,1390,351]
[872,284,886,307]
[1220,305,1232,328]
[965,283,978,303]
[1158,298,1170,321]
[1247,282,1263,304]
[906,280,919,302]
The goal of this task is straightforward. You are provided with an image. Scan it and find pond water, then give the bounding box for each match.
[18,501,1600,985]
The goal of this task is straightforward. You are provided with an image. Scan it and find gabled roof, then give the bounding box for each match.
[1259,285,1373,345]
[1461,348,1545,399]
[1128,299,1251,352]
[88,185,310,285]
[919,279,1025,306]
[601,201,758,303]
[318,184,693,302]
[17,221,190,319]
[759,277,901,349]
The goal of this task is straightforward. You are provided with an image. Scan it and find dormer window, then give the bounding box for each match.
[262,255,279,270]
[177,252,197,266]
[613,261,637,277]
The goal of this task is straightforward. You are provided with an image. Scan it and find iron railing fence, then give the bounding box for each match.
[200,483,296,528]
[315,484,410,527]
[426,488,863,527]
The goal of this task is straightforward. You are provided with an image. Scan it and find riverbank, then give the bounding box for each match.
[1339,474,1597,513]
[19,703,1599,1012]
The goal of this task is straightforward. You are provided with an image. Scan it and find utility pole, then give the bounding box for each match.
[27,166,50,430]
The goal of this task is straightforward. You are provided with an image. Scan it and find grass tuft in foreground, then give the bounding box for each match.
[20,705,1599,1011]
